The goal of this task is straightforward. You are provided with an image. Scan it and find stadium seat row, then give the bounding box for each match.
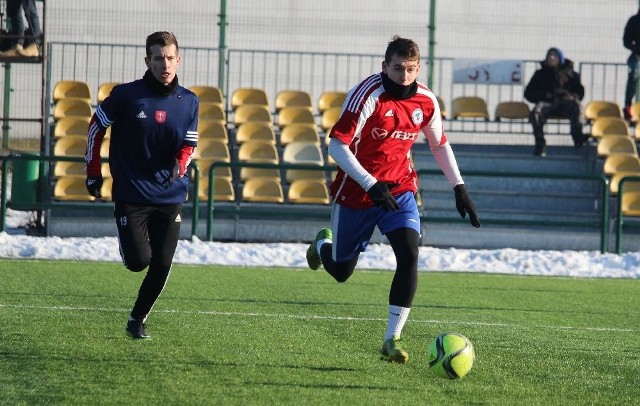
[447,97,627,123]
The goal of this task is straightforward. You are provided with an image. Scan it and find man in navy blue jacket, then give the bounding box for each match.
[85,31,198,339]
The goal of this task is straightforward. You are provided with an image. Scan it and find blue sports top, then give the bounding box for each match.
[86,71,199,204]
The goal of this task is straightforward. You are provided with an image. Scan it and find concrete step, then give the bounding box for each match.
[413,144,597,175]
[422,189,600,214]
[419,176,602,195]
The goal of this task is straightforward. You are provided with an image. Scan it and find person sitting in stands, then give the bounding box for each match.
[524,47,588,157]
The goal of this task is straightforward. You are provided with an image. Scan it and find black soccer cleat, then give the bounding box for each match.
[125,320,151,339]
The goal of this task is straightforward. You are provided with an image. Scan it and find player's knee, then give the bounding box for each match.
[331,262,355,283]
[401,242,419,260]
[333,273,351,283]
[123,255,151,272]
[125,262,148,273]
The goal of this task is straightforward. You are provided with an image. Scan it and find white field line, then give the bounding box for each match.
[0,303,634,333]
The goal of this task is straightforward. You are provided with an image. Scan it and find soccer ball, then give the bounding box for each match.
[427,332,475,379]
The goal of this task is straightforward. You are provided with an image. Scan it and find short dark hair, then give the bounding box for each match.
[385,35,420,63]
[145,31,179,57]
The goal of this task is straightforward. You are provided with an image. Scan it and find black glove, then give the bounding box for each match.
[367,181,399,211]
[454,184,480,228]
[170,159,181,182]
[85,175,103,198]
[164,159,182,185]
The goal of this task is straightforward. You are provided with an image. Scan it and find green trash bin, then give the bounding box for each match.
[10,152,41,206]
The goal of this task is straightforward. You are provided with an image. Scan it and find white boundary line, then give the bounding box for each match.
[0,303,634,333]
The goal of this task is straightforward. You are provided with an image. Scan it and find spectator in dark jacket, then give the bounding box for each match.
[623,8,640,120]
[524,47,587,157]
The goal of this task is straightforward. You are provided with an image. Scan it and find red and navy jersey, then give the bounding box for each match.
[330,72,451,209]
[85,75,198,204]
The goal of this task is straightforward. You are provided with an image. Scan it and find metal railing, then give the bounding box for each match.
[201,162,611,253]
[2,44,630,152]
[203,161,335,241]
[0,155,615,253]
[0,154,202,235]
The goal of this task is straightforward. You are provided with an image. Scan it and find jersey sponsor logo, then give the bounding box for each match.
[411,108,424,125]
[385,109,394,117]
[371,127,389,139]
[155,111,167,123]
[371,127,418,141]
[390,130,418,141]
[136,111,147,119]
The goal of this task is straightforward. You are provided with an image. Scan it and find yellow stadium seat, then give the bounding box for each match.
[603,155,640,176]
[198,177,236,202]
[317,91,346,113]
[451,96,490,120]
[198,120,228,143]
[280,124,320,146]
[198,102,226,123]
[100,138,110,158]
[54,116,90,137]
[288,179,330,205]
[195,138,230,162]
[97,82,121,103]
[494,101,530,121]
[609,172,640,195]
[584,100,622,122]
[100,177,113,201]
[590,117,630,138]
[436,96,448,119]
[238,166,280,182]
[282,142,325,182]
[282,141,324,164]
[53,98,93,120]
[195,159,232,180]
[53,176,94,201]
[53,80,92,103]
[275,90,313,112]
[277,107,316,128]
[230,88,269,110]
[52,161,84,177]
[189,86,224,104]
[238,140,280,181]
[54,136,86,157]
[194,138,231,179]
[596,136,638,158]
[232,104,272,127]
[235,122,276,145]
[52,161,109,178]
[621,190,640,216]
[320,107,341,132]
[242,178,284,203]
[237,140,279,164]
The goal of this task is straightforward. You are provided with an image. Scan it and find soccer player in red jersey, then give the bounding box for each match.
[306,36,480,363]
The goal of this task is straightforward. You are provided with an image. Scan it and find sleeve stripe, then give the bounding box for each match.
[346,74,381,113]
[185,130,198,143]
[95,105,113,127]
